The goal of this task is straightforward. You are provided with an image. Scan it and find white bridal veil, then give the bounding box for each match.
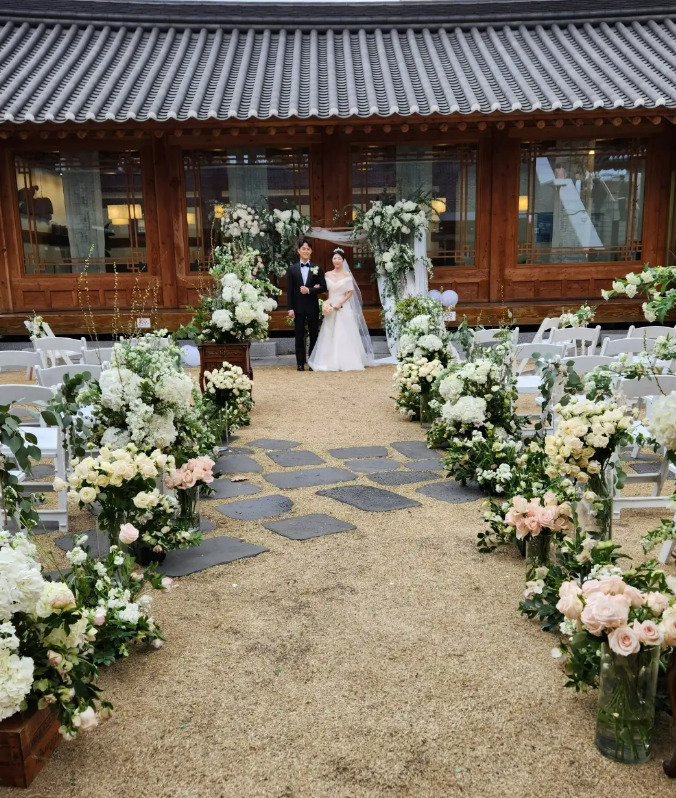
[339,256,375,366]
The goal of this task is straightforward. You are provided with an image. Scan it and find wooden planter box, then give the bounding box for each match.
[198,342,253,387]
[0,707,61,788]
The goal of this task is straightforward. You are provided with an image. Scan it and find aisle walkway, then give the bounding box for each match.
[20,366,676,798]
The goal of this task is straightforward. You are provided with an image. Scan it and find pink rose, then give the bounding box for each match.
[598,575,626,595]
[161,577,174,591]
[633,619,663,646]
[504,509,520,528]
[608,625,641,656]
[50,587,76,611]
[511,496,529,514]
[622,585,646,609]
[47,650,63,667]
[661,611,676,646]
[645,592,670,616]
[514,518,531,540]
[119,523,139,544]
[581,593,629,636]
[151,638,164,650]
[582,579,603,596]
[181,471,197,488]
[543,491,558,506]
[524,516,542,536]
[556,582,583,620]
[92,608,106,627]
[536,507,555,529]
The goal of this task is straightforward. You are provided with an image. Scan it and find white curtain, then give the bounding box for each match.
[62,151,105,272]
[227,151,268,206]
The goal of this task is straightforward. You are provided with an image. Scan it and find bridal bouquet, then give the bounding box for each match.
[203,362,254,433]
[0,531,112,737]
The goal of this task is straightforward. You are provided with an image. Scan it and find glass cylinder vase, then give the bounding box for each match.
[175,484,201,534]
[578,464,615,541]
[595,643,660,764]
[419,392,435,429]
[525,531,553,578]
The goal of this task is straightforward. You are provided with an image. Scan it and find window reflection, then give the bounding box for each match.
[14,151,146,274]
[518,139,646,265]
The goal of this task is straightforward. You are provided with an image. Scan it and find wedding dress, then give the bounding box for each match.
[308,274,373,372]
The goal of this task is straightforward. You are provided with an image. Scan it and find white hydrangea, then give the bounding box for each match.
[0,649,34,722]
[212,309,234,331]
[117,603,141,625]
[155,372,195,406]
[0,534,44,621]
[101,427,131,449]
[648,391,676,452]
[441,396,487,425]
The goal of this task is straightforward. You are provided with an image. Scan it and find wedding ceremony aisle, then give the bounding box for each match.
[11,365,676,798]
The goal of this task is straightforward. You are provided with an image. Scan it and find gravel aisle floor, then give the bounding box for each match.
[9,365,676,798]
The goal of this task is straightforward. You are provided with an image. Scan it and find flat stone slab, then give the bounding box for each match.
[206,478,261,500]
[30,464,55,479]
[247,438,301,450]
[317,486,421,512]
[265,467,356,490]
[216,495,293,520]
[344,458,401,473]
[221,446,254,455]
[416,481,484,504]
[13,518,62,536]
[213,454,262,474]
[199,517,217,532]
[160,536,268,577]
[391,440,438,459]
[263,513,356,541]
[55,531,110,556]
[267,449,325,467]
[629,461,663,474]
[369,470,443,486]
[404,458,444,471]
[329,446,389,459]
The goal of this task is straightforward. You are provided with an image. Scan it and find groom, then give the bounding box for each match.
[287,238,327,371]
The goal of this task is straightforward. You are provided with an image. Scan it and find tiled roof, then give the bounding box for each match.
[0,2,675,124]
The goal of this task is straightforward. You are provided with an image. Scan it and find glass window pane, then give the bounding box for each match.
[184,148,311,271]
[351,144,478,269]
[15,151,146,274]
[517,138,646,265]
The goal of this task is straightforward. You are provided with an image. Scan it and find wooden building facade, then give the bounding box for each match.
[0,0,675,333]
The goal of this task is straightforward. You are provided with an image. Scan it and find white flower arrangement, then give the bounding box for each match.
[558,302,596,329]
[601,263,674,323]
[203,361,254,433]
[218,203,264,241]
[647,390,676,453]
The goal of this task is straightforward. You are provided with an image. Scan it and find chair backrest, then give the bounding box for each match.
[35,364,101,388]
[0,384,55,425]
[23,320,56,338]
[600,337,655,357]
[514,343,566,374]
[82,346,116,366]
[32,336,85,368]
[549,325,601,355]
[474,327,519,346]
[627,325,676,340]
[617,375,676,402]
[0,350,42,370]
[565,355,615,375]
[532,317,560,344]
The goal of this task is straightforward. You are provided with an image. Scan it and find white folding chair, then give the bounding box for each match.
[549,325,601,356]
[0,350,42,382]
[35,364,101,388]
[600,337,655,357]
[474,327,519,347]
[82,346,115,366]
[514,343,566,394]
[32,336,85,368]
[564,355,615,376]
[0,384,55,426]
[627,325,676,340]
[532,317,560,344]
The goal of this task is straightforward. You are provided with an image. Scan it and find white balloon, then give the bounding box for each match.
[180,345,201,367]
[441,289,459,308]
[427,289,442,302]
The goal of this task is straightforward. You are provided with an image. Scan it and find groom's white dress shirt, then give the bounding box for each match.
[300,261,310,284]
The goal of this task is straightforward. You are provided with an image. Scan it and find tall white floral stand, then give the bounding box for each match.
[378,233,429,361]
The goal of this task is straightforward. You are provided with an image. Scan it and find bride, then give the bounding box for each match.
[308,248,374,372]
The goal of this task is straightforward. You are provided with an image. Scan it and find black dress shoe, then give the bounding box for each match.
[297,365,305,371]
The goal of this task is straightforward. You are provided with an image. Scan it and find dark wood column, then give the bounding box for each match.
[488,131,520,303]
[145,136,179,308]
[642,129,674,268]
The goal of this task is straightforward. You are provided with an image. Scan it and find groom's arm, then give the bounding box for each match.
[308,267,327,296]
[286,267,296,315]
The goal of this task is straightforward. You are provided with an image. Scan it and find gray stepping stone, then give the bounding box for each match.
[404,458,444,471]
[221,446,254,455]
[267,450,325,467]
[217,495,293,520]
[391,440,438,459]
[213,454,262,474]
[5,518,62,535]
[265,467,356,490]
[263,513,356,541]
[629,462,663,474]
[205,478,261,500]
[199,517,217,532]
[30,464,55,479]
[160,536,268,577]
[344,458,400,473]
[329,446,389,459]
[248,438,301,450]
[317,486,421,512]
[369,470,443,486]
[416,481,484,504]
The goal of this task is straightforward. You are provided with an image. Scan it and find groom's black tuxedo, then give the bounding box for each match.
[286,260,327,368]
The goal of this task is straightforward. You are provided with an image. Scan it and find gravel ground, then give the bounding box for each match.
[5,364,676,798]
